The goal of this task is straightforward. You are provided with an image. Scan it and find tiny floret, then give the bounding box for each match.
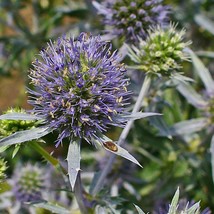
[94,0,170,43]
[28,33,130,146]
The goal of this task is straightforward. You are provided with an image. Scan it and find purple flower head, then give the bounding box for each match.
[28,33,130,146]
[94,0,170,44]
[11,163,46,203]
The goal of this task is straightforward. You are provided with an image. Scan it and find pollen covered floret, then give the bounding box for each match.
[28,33,130,146]
[0,108,36,137]
[128,25,191,75]
[95,0,170,43]
[12,163,46,203]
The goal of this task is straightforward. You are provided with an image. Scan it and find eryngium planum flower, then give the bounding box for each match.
[128,25,191,76]
[12,163,46,203]
[94,0,170,43]
[28,33,130,146]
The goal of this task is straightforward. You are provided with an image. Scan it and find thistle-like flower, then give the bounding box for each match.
[93,0,170,44]
[11,163,46,203]
[28,33,130,146]
[0,108,36,137]
[128,24,191,76]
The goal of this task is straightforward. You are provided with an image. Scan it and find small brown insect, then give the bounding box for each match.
[103,141,118,152]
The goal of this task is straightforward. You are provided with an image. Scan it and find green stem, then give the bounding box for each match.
[74,172,88,214]
[29,141,67,175]
[91,74,152,196]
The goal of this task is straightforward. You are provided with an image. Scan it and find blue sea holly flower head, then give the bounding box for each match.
[93,0,170,44]
[28,33,131,147]
[11,163,46,203]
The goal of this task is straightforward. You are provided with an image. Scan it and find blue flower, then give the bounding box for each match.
[28,33,130,146]
[93,0,170,44]
[11,163,46,203]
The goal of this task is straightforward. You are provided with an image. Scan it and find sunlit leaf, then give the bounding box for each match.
[134,204,146,214]
[0,127,52,147]
[195,14,214,35]
[166,118,208,136]
[175,81,208,109]
[121,112,161,121]
[189,49,214,94]
[187,202,200,214]
[168,187,179,214]
[67,140,81,190]
[0,113,42,121]
[97,135,142,167]
[32,201,70,214]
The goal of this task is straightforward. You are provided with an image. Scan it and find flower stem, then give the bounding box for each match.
[29,141,67,175]
[91,74,152,195]
[74,171,88,214]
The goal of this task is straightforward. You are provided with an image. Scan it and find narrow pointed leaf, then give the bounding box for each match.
[0,146,9,153]
[102,141,142,167]
[95,135,142,167]
[0,127,52,147]
[134,204,145,214]
[172,72,194,83]
[189,50,214,93]
[149,116,172,139]
[122,112,161,121]
[187,202,200,214]
[12,145,21,158]
[89,171,101,194]
[168,188,179,214]
[196,51,214,58]
[92,1,106,14]
[210,135,214,184]
[0,113,42,120]
[195,14,214,35]
[167,118,208,136]
[32,201,70,214]
[67,140,81,191]
[176,81,208,109]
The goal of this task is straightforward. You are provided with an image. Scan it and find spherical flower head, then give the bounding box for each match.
[128,24,191,76]
[0,158,7,181]
[28,33,130,146]
[95,0,170,44]
[0,107,36,137]
[12,163,46,203]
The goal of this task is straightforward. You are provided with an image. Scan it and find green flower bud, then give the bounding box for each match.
[128,24,191,76]
[0,107,36,137]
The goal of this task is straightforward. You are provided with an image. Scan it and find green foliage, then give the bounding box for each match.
[0,0,214,213]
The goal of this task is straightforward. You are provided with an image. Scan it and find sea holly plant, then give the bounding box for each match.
[0,33,158,212]
[166,51,214,135]
[90,24,192,195]
[10,163,47,203]
[134,188,207,214]
[93,0,170,44]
